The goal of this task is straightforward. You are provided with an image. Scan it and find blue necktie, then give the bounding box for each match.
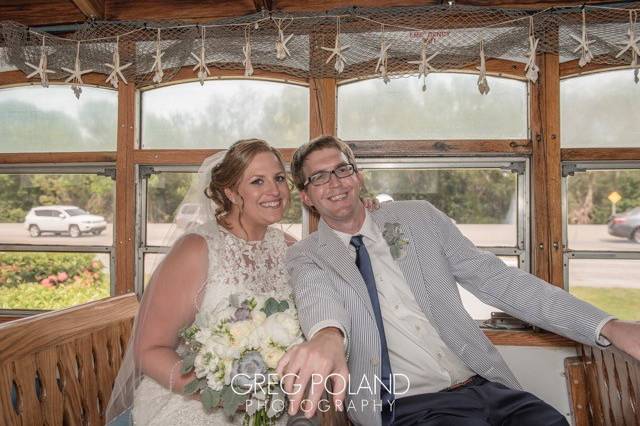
[350,235,394,411]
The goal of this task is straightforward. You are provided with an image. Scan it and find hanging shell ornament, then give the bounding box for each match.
[524,17,539,83]
[61,41,93,99]
[321,18,350,74]
[25,36,55,88]
[408,39,437,92]
[571,9,595,67]
[151,29,165,84]
[105,36,132,89]
[476,40,490,95]
[191,27,211,85]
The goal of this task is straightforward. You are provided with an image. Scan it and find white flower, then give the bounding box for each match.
[251,310,267,325]
[261,345,285,370]
[262,312,301,347]
[229,320,255,346]
[206,370,224,391]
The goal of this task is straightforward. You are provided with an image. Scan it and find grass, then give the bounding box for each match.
[571,287,640,321]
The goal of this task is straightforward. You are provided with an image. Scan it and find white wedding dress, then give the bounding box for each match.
[132,225,292,425]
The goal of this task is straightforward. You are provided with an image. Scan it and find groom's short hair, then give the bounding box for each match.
[291,135,357,191]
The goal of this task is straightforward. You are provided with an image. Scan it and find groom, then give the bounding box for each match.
[278,135,640,426]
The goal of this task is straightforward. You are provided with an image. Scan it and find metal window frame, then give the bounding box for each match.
[356,156,531,272]
[135,163,309,296]
[0,163,117,315]
[561,160,640,290]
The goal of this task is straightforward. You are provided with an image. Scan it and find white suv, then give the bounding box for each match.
[24,205,107,238]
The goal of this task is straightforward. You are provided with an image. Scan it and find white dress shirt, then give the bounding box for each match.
[328,212,475,396]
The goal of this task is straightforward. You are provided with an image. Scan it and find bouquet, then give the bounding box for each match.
[178,293,303,425]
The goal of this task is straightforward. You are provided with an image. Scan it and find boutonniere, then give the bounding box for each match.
[382,222,409,260]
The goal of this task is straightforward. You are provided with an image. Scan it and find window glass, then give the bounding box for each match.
[568,259,640,320]
[0,173,115,246]
[362,168,519,247]
[0,252,110,310]
[145,172,302,246]
[0,85,117,152]
[338,74,527,140]
[561,70,640,148]
[567,169,640,250]
[141,80,309,149]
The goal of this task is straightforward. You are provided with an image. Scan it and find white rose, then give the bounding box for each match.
[262,313,301,347]
[261,345,285,370]
[228,321,255,347]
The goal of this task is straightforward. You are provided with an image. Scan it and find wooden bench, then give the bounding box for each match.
[0,294,138,426]
[565,344,640,426]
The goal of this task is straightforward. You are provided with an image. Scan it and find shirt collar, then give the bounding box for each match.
[330,210,382,248]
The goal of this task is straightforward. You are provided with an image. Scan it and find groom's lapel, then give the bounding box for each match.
[370,209,433,316]
[317,220,375,320]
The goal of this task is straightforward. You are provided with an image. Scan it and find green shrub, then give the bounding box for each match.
[0,253,104,287]
[0,207,26,223]
[0,279,109,310]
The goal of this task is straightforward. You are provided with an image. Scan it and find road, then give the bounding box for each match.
[1,223,637,289]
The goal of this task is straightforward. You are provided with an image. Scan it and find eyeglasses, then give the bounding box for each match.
[304,163,356,187]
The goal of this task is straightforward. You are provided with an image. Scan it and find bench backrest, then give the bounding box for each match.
[565,344,640,426]
[0,294,138,426]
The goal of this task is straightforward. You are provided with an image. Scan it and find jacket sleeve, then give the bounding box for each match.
[420,201,615,347]
[286,244,352,359]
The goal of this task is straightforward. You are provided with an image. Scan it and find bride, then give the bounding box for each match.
[106,139,361,425]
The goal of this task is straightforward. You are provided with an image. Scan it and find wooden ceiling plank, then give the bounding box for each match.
[70,0,105,19]
[0,0,86,26]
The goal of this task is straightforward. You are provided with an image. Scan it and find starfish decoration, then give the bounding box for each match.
[615,11,640,83]
[243,27,254,77]
[524,17,539,83]
[191,27,210,85]
[408,40,437,92]
[275,19,293,60]
[151,29,165,84]
[61,41,93,99]
[375,29,392,84]
[105,36,132,89]
[321,18,350,74]
[571,9,595,67]
[476,40,490,95]
[25,36,55,88]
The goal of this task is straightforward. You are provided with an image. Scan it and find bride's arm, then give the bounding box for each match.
[133,233,209,394]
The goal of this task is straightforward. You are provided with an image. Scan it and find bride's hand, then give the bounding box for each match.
[362,197,380,211]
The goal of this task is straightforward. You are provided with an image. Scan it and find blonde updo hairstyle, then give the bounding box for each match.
[204,138,288,228]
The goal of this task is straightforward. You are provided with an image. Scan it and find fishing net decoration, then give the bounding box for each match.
[1,3,639,88]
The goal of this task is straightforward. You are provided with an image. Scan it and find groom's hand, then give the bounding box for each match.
[601,320,640,360]
[277,327,349,419]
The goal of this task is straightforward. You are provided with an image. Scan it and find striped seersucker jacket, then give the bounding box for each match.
[286,200,612,426]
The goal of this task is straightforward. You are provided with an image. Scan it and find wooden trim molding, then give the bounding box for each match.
[0,70,114,89]
[114,82,136,295]
[562,148,640,161]
[0,152,116,164]
[559,59,630,78]
[530,53,563,287]
[133,148,296,165]
[484,329,575,347]
[347,139,531,157]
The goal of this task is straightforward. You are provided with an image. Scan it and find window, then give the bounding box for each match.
[140,80,309,149]
[357,157,530,320]
[0,166,115,311]
[561,70,640,148]
[337,74,528,140]
[0,85,117,153]
[562,162,640,320]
